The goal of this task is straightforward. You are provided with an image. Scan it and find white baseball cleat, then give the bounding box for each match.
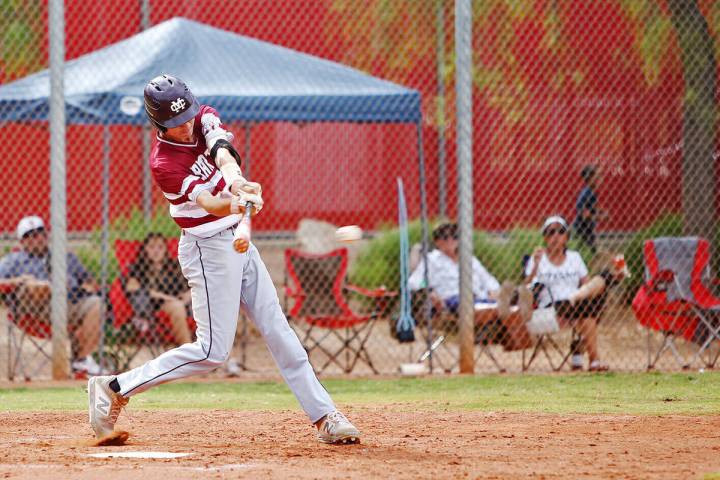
[317,411,361,444]
[88,376,128,438]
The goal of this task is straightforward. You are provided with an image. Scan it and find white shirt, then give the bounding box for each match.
[525,250,588,306]
[408,249,500,301]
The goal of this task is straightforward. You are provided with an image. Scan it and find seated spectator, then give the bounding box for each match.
[408,222,532,348]
[122,232,192,345]
[0,216,106,376]
[524,215,623,371]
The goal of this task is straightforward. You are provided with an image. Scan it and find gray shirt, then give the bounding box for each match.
[0,250,92,302]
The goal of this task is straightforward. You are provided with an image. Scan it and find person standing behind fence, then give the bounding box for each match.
[573,165,606,254]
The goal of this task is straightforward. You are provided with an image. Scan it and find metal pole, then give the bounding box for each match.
[99,126,111,369]
[455,0,474,374]
[416,122,433,371]
[436,0,447,218]
[49,0,70,379]
[140,0,153,223]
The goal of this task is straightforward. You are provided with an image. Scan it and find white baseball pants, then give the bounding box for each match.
[115,228,336,423]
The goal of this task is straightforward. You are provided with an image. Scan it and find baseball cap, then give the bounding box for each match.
[17,216,45,239]
[542,215,568,234]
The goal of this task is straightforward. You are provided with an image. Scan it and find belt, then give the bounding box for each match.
[181,223,238,237]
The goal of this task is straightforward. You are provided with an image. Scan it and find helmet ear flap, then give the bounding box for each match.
[149,117,167,133]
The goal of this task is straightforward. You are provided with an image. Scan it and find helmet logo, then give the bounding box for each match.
[170,98,187,113]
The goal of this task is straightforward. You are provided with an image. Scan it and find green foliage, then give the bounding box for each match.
[75,207,181,283]
[350,219,425,291]
[0,0,43,79]
[350,221,593,290]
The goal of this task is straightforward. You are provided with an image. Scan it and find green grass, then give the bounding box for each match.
[1,372,719,415]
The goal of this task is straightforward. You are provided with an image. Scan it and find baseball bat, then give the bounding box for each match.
[233,201,253,253]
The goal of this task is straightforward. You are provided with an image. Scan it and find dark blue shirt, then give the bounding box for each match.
[574,186,597,230]
[0,250,92,302]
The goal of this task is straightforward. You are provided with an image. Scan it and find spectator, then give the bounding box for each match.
[573,165,606,254]
[408,222,532,348]
[122,232,192,345]
[524,215,623,371]
[0,216,105,375]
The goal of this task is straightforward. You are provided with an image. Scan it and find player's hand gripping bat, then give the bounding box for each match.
[233,201,253,253]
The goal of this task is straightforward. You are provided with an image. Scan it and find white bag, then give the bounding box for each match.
[526,307,560,335]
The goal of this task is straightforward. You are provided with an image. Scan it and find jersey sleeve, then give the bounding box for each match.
[153,161,212,204]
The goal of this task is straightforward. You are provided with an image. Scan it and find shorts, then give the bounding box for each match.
[13,286,100,330]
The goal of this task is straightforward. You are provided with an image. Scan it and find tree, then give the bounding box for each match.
[667,0,717,241]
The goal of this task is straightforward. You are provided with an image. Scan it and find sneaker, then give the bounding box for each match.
[588,360,609,372]
[317,411,361,444]
[570,353,584,371]
[496,281,514,320]
[88,376,129,438]
[73,356,110,376]
[224,358,242,378]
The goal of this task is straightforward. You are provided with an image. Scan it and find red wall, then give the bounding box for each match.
[0,0,710,233]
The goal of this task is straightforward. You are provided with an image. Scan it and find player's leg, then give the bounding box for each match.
[240,244,360,443]
[89,231,245,439]
[239,244,334,421]
[114,231,244,396]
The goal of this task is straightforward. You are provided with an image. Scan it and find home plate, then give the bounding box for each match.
[87,451,191,459]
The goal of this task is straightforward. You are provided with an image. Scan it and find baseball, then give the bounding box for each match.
[335,225,363,243]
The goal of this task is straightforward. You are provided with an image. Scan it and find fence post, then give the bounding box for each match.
[455,0,474,374]
[49,0,70,380]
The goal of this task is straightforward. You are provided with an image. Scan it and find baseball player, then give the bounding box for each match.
[88,74,360,444]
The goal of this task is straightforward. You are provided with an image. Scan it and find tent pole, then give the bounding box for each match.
[142,126,152,222]
[436,0,447,219]
[416,121,433,372]
[99,125,111,371]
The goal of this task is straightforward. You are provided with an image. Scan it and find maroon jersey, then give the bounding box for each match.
[150,105,240,237]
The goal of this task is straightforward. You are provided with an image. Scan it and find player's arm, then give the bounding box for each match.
[195,190,237,217]
[201,111,262,199]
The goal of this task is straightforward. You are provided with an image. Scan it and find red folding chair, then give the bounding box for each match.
[284,248,396,374]
[2,282,52,380]
[107,238,195,370]
[632,237,720,369]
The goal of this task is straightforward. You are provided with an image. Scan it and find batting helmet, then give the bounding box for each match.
[144,74,200,131]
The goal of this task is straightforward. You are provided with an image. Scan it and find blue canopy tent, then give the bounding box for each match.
[0,17,431,363]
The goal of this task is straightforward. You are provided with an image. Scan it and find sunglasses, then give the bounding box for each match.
[22,228,46,239]
[544,227,567,236]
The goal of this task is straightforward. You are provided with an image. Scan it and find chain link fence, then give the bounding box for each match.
[0,0,718,380]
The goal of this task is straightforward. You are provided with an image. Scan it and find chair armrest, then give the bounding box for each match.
[345,284,398,298]
[0,282,17,294]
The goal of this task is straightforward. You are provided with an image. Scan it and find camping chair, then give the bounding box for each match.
[106,238,196,371]
[407,243,510,373]
[2,283,52,380]
[521,254,583,372]
[284,248,396,374]
[632,237,720,370]
[409,288,510,373]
